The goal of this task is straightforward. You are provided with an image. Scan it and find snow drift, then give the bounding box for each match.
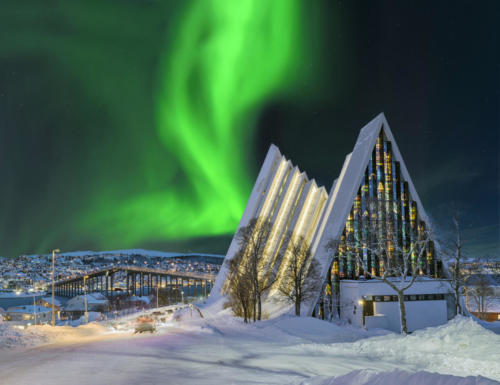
[295,316,500,381]
[300,369,499,385]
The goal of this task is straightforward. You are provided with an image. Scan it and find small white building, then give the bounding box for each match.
[5,305,53,325]
[339,279,455,333]
[36,297,62,310]
[65,293,109,313]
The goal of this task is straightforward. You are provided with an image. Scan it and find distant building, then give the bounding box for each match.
[213,113,455,333]
[5,305,52,325]
[468,299,500,322]
[36,297,62,310]
[465,275,500,322]
[64,293,109,318]
[128,296,151,310]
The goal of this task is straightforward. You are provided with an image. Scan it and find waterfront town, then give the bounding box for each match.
[0,250,222,325]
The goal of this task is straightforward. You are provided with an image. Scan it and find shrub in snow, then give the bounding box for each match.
[173,305,203,322]
[134,323,155,334]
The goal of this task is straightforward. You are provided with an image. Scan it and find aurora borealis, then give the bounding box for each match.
[118,1,306,240]
[0,1,498,257]
[0,0,318,255]
[80,0,314,248]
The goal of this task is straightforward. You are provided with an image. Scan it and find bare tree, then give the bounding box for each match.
[234,217,277,321]
[444,212,469,315]
[325,239,341,319]
[327,221,434,334]
[465,262,495,320]
[277,234,322,316]
[224,251,254,322]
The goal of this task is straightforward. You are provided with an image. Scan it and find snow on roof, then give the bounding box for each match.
[6,305,52,314]
[65,294,109,311]
[129,296,151,304]
[40,297,61,306]
[82,294,108,304]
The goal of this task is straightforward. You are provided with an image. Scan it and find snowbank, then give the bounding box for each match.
[241,314,390,344]
[63,311,104,326]
[0,323,49,349]
[300,369,499,385]
[472,315,500,334]
[0,322,110,350]
[480,320,500,334]
[295,316,500,381]
[173,305,204,322]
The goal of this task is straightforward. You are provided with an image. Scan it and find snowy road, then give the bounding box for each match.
[0,314,499,385]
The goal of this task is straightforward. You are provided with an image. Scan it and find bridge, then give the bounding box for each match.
[53,266,217,299]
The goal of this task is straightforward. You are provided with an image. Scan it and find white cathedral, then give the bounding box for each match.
[211,113,455,332]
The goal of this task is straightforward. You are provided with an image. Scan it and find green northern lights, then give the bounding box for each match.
[0,0,316,255]
[1,2,497,257]
[81,0,310,248]
[156,1,305,234]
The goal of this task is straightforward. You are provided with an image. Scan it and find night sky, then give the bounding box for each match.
[0,1,498,257]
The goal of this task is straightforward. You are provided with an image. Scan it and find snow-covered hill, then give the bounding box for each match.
[21,248,224,259]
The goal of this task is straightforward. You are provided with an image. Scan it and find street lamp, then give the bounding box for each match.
[51,248,60,326]
[83,275,89,324]
[29,288,37,325]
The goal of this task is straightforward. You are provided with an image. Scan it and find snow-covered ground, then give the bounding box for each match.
[0,320,112,350]
[300,370,499,385]
[0,311,498,385]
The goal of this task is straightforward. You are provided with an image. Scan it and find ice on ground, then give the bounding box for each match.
[300,369,499,385]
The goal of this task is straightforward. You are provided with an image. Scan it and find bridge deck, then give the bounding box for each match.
[55,265,217,286]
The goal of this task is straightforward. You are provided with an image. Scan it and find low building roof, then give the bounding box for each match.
[39,297,61,306]
[65,294,109,310]
[7,305,52,314]
[129,296,151,304]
